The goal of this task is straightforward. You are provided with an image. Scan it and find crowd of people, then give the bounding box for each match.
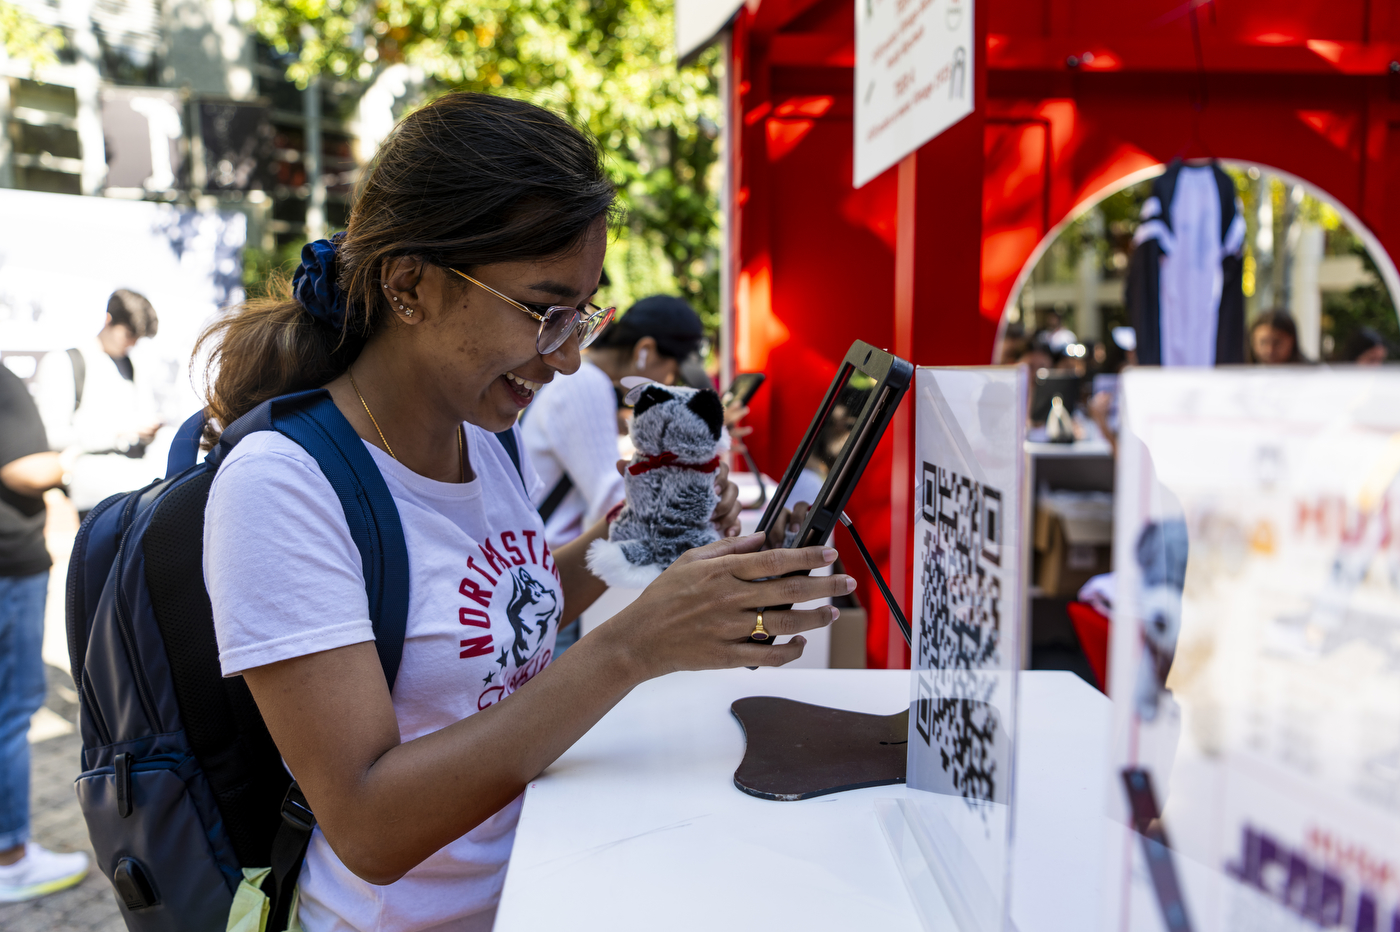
[1004,305,1388,379]
[999,305,1391,447]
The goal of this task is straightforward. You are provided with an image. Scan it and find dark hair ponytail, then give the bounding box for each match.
[196,92,617,445]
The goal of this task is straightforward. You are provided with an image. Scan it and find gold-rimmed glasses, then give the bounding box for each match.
[449,268,615,355]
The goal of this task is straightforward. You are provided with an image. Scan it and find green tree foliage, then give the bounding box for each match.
[0,1,65,71]
[1323,230,1400,360]
[249,0,723,328]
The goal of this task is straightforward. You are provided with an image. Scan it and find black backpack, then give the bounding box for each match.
[67,388,524,931]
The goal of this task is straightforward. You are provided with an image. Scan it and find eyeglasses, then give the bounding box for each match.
[449,268,615,356]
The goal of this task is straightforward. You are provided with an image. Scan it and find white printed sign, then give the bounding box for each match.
[1107,368,1400,932]
[854,0,974,188]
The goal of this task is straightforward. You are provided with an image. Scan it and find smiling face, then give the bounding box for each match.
[383,218,608,434]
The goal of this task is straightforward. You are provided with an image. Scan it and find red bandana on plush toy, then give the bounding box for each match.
[628,452,722,476]
[587,380,727,588]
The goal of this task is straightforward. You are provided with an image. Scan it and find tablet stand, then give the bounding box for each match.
[733,512,913,800]
[731,698,908,799]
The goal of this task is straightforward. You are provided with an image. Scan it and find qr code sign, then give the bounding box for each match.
[914,673,1000,804]
[918,463,1002,672]
[914,462,1004,806]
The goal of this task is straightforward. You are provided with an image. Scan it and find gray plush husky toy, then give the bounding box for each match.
[586,383,726,587]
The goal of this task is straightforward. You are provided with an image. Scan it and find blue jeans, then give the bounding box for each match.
[0,572,48,851]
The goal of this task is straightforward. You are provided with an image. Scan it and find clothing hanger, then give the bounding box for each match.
[1169,2,1215,167]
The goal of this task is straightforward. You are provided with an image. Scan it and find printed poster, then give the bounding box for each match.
[1107,368,1400,932]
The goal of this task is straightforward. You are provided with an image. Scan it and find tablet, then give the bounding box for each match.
[756,341,913,549]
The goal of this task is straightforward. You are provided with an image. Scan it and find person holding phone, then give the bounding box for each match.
[522,294,710,548]
[198,94,849,932]
[33,290,162,514]
[721,372,764,457]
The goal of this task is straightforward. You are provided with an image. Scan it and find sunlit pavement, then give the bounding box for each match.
[0,664,123,932]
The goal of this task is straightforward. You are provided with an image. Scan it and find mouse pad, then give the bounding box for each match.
[731,696,908,801]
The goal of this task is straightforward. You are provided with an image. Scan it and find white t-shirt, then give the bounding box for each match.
[204,422,561,932]
[521,359,625,546]
[34,340,162,510]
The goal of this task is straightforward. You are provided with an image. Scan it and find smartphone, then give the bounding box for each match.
[721,372,766,409]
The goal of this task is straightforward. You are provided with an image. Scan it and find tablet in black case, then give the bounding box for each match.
[756,340,913,549]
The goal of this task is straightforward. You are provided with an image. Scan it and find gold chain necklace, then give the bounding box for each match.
[348,367,465,482]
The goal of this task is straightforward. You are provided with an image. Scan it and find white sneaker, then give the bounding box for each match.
[0,843,89,902]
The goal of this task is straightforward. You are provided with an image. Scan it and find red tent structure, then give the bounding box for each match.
[699,0,1400,667]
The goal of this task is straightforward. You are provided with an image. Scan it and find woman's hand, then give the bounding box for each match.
[713,462,741,537]
[596,533,854,678]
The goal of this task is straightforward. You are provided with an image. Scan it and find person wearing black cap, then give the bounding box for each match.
[586,294,709,388]
[522,295,709,561]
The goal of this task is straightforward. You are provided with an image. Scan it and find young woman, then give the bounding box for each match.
[197,93,849,932]
[522,293,708,551]
[1248,308,1305,364]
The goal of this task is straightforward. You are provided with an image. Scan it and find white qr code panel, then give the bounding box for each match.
[912,462,1007,805]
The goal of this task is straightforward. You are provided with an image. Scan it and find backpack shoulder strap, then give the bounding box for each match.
[166,410,207,478]
[275,394,410,692]
[210,391,408,929]
[494,428,525,486]
[217,389,410,692]
[67,347,85,410]
[538,474,573,522]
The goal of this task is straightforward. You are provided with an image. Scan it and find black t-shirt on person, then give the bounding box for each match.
[0,365,53,577]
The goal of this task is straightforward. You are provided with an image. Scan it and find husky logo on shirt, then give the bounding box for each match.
[456,527,562,709]
[506,567,560,666]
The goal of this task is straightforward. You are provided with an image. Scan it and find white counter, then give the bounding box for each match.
[495,669,1110,932]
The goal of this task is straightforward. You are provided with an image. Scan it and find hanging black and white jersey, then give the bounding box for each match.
[1126,160,1247,366]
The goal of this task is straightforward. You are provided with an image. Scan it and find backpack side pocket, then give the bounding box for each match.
[77,752,235,932]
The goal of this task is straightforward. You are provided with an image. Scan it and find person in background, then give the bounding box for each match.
[523,294,707,546]
[33,290,162,514]
[1021,342,1054,373]
[1038,309,1077,357]
[521,294,710,650]
[1344,327,1389,365]
[1248,308,1305,364]
[0,366,89,901]
[997,323,1028,366]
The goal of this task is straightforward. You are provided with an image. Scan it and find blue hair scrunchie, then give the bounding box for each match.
[292,232,348,329]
